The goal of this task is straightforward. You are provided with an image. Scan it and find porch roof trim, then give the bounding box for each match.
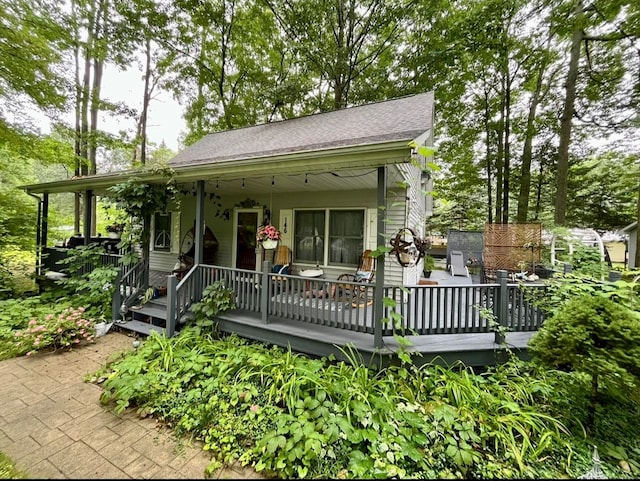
[20,139,412,194]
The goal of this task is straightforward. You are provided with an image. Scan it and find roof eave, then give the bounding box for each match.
[21,139,415,194]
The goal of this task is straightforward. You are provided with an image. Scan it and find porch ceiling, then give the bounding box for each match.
[182,167,381,195]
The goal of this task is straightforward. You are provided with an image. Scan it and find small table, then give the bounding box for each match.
[299,269,324,296]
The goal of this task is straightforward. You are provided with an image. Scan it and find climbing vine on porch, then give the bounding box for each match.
[106,166,180,265]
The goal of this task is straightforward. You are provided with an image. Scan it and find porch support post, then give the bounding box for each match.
[261,260,271,324]
[82,189,93,244]
[494,270,508,344]
[41,193,49,249]
[194,180,205,265]
[112,269,122,322]
[27,192,43,277]
[373,166,387,349]
[166,274,177,337]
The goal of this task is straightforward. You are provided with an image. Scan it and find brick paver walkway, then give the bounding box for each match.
[0,330,263,479]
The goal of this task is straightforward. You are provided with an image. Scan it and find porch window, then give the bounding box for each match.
[294,210,325,264]
[294,209,364,266]
[153,212,172,251]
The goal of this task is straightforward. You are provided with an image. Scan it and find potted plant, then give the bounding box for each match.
[257,224,281,249]
[106,222,125,239]
[422,255,434,278]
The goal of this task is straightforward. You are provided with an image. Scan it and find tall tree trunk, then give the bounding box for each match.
[555,1,584,226]
[484,89,493,224]
[333,0,347,109]
[502,67,511,224]
[139,37,152,165]
[534,159,544,220]
[88,0,107,236]
[72,0,82,234]
[79,0,95,235]
[517,62,546,222]
[495,83,505,223]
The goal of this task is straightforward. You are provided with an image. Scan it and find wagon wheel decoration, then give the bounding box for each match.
[390,227,431,267]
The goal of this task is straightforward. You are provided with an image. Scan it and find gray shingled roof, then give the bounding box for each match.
[169,92,434,167]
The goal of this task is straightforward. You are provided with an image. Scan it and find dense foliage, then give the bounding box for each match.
[91,329,639,479]
[96,331,573,478]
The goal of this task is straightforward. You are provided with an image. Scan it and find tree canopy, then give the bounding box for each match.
[0,0,639,250]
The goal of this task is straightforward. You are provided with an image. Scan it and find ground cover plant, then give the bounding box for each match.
[92,326,640,479]
[0,451,26,478]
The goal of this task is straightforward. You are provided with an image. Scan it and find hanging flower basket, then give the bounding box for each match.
[257,224,281,250]
[261,239,278,250]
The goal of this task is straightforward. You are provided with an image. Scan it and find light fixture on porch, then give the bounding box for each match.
[216,180,219,189]
[305,174,308,184]
[242,178,245,189]
[272,176,275,186]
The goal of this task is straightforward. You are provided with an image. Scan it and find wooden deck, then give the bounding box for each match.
[114,265,544,368]
[147,268,537,367]
[214,309,534,368]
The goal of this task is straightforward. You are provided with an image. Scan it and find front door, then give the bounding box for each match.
[233,209,261,270]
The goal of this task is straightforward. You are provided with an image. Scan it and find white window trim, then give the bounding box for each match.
[150,211,179,254]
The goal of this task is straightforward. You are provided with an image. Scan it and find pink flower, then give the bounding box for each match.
[45,314,54,321]
[57,328,63,333]
[78,307,85,313]
[74,339,80,344]
[29,319,37,326]
[26,351,32,356]
[250,404,259,413]
[14,331,21,337]
[34,340,40,346]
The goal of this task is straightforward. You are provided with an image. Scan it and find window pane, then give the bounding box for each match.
[329,210,364,266]
[154,213,171,251]
[294,210,325,263]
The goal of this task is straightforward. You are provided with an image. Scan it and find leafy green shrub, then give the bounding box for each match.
[571,245,605,278]
[190,281,236,335]
[14,306,95,356]
[526,272,640,319]
[529,294,640,432]
[55,244,118,319]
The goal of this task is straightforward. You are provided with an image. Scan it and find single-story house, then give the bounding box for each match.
[21,92,545,366]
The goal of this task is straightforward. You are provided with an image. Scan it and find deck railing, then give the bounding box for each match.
[164,263,547,344]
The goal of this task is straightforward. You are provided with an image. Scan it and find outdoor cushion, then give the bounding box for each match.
[354,270,374,282]
[273,264,290,275]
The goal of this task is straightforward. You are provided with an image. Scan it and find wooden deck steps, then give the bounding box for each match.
[117,295,173,336]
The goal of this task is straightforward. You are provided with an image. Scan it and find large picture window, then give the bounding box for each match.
[294,209,365,266]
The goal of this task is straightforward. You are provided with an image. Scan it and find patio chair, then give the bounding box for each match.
[336,250,376,306]
[272,245,291,278]
[272,245,292,292]
[449,250,469,277]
